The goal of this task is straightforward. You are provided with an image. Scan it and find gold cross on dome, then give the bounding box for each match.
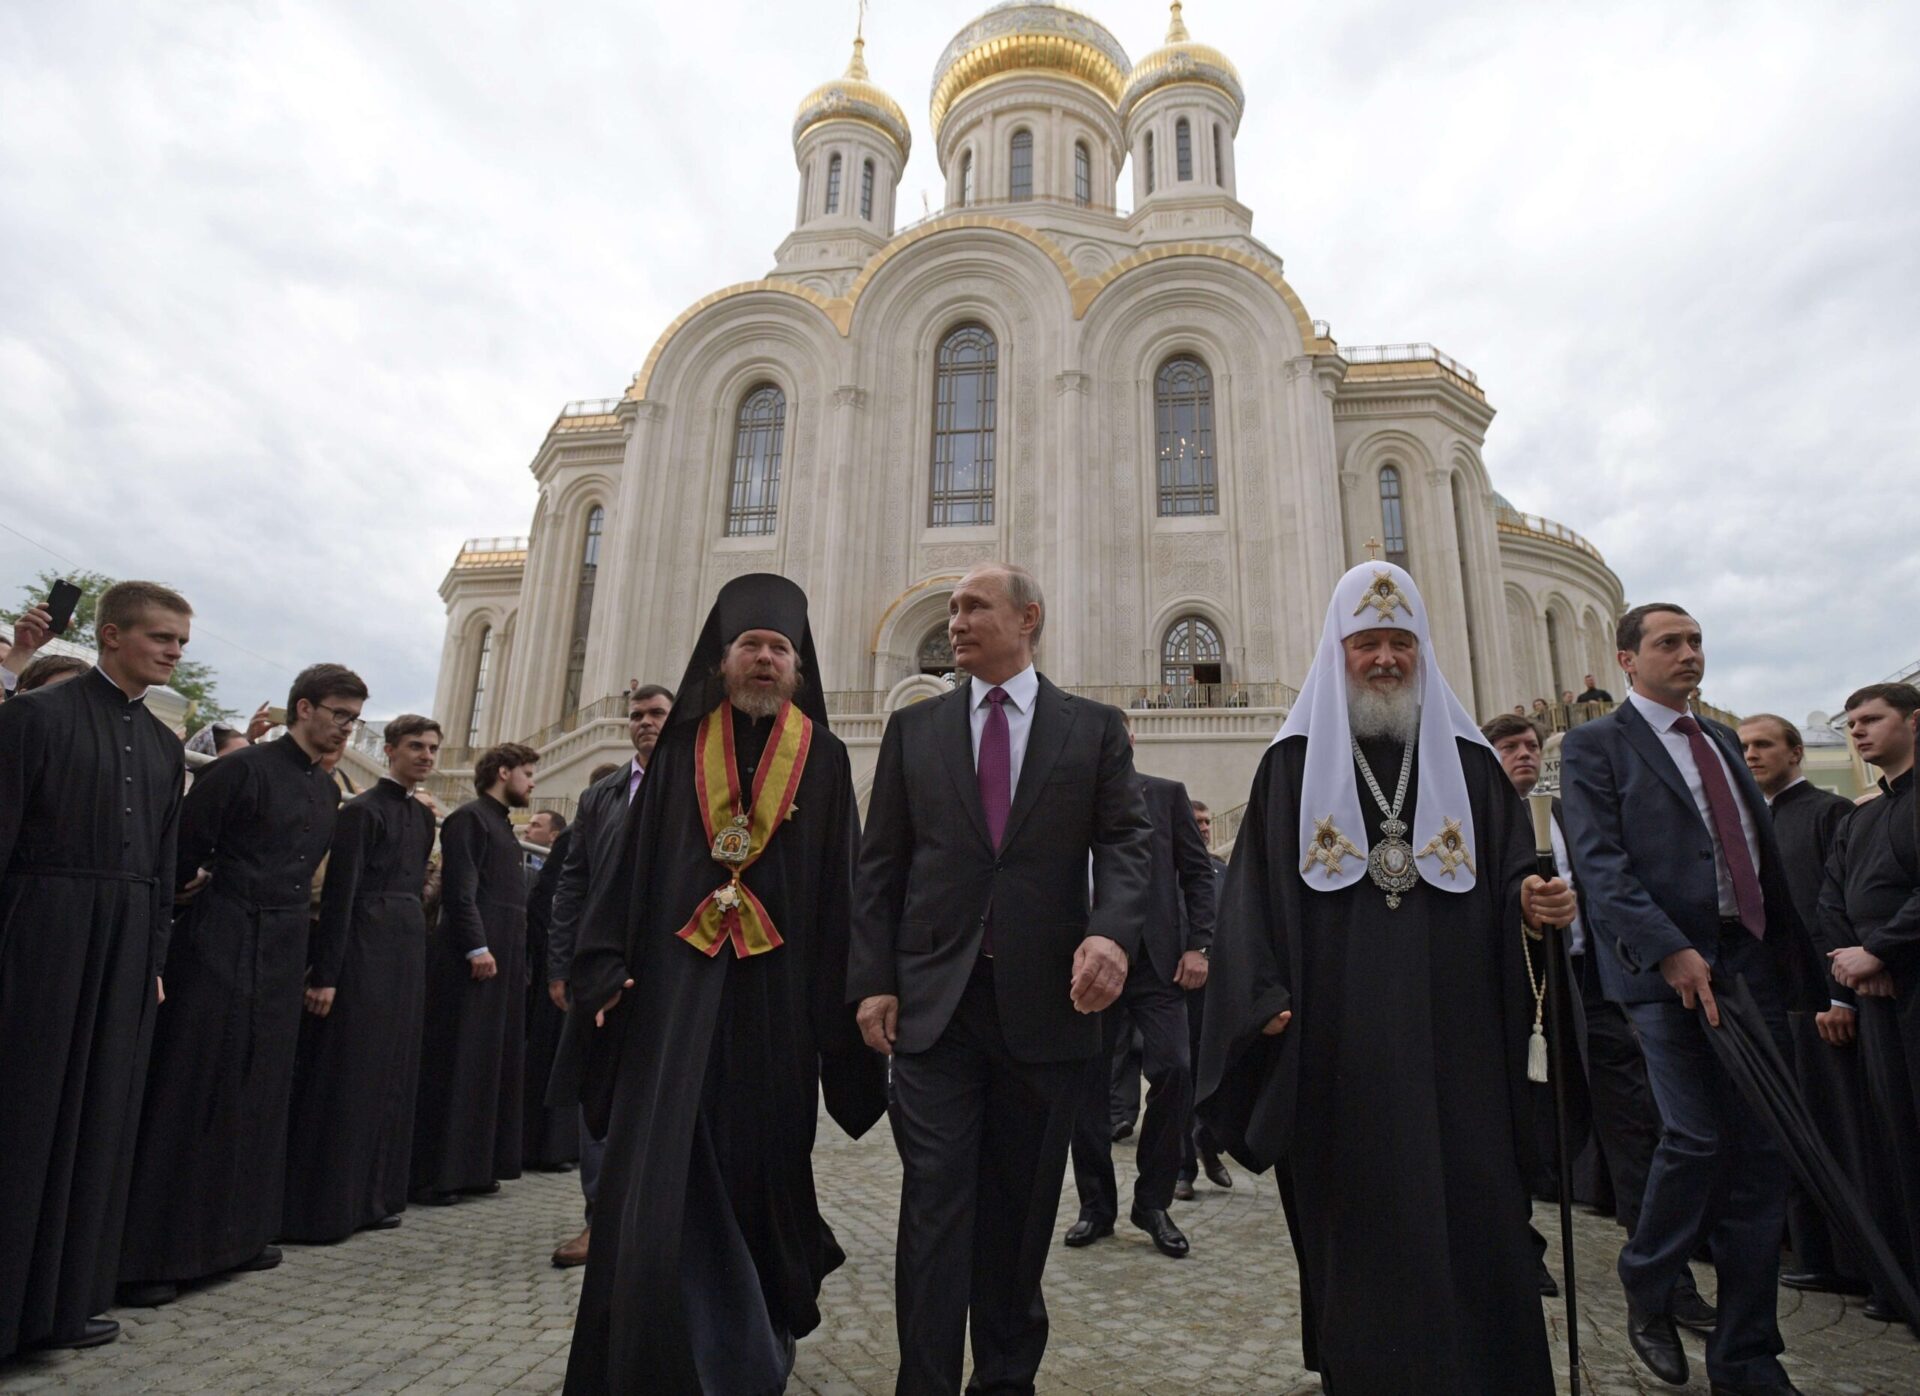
[1364,537,1382,560]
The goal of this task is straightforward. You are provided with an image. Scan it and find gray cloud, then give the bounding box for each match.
[3,0,1914,724]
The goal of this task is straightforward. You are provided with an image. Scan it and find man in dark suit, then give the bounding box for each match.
[1740,713,1877,1299]
[540,684,672,1268]
[1065,749,1215,1256]
[1177,800,1233,1198]
[1564,603,1821,1396]
[852,563,1152,1396]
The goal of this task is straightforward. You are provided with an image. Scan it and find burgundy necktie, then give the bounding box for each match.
[978,688,1011,957]
[1672,714,1766,938]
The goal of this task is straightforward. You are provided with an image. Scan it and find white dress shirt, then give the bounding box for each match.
[969,664,1039,787]
[1627,690,1763,919]
[1547,811,1587,956]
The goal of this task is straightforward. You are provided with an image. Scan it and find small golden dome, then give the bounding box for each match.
[794,36,912,161]
[1120,2,1244,126]
[929,2,1132,141]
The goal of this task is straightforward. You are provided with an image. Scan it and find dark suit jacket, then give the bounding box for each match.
[1137,773,1216,983]
[850,674,1153,1063]
[546,763,633,987]
[1561,699,1818,1010]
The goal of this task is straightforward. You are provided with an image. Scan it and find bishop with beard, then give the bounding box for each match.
[560,574,884,1395]
[1198,561,1573,1396]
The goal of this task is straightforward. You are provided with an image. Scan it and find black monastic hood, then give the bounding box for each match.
[665,573,829,731]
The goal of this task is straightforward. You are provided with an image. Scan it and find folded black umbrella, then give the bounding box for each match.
[1705,975,1920,1337]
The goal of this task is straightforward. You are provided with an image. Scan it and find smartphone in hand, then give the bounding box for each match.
[46,579,83,636]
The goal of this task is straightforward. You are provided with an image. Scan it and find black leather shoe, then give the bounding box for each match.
[411,1189,460,1206]
[1064,1214,1114,1248]
[231,1244,282,1273]
[1129,1203,1189,1259]
[116,1281,179,1308]
[1200,1147,1233,1189]
[1861,1293,1902,1322]
[1536,1259,1559,1297]
[1707,1381,1804,1395]
[362,1214,402,1231]
[1672,1274,1718,1334]
[1626,1300,1688,1386]
[1110,1121,1134,1143]
[35,1318,120,1350]
[459,1181,501,1196]
[1172,1178,1196,1201]
[1779,1268,1865,1295]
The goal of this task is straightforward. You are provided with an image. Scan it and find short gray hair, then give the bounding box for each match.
[996,564,1046,648]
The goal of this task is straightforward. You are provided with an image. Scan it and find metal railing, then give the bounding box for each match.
[519,692,633,751]
[1209,801,1247,853]
[451,536,530,570]
[893,190,1122,237]
[1493,507,1605,563]
[820,681,1298,717]
[1339,342,1479,385]
[1520,696,1741,737]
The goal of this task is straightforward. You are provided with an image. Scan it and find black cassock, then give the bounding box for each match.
[0,670,181,1355]
[1198,734,1552,1396]
[562,707,885,1395]
[412,793,526,1195]
[522,830,579,1170]
[121,734,338,1285]
[282,778,436,1241]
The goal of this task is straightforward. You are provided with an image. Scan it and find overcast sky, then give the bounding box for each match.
[3,0,1916,724]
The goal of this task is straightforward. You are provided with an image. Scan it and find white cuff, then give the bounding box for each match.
[466,946,490,959]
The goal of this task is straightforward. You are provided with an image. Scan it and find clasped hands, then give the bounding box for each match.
[1829,945,1894,999]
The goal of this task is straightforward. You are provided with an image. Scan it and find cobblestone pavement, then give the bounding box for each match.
[6,1114,1917,1394]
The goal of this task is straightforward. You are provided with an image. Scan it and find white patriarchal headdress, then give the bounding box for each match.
[1277,562,1492,895]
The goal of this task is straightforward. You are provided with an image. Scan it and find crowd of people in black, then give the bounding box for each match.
[1,570,1916,1396]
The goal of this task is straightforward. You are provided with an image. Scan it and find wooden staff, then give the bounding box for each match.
[1527,791,1581,1394]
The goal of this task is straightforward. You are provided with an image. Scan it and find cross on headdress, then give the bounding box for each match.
[1364,537,1382,560]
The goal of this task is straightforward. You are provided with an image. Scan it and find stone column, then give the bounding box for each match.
[1422,466,1473,698]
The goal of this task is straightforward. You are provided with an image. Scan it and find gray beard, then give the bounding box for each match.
[1347,681,1420,743]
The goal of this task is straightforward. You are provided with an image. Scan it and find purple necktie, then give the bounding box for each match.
[1673,714,1766,938]
[978,688,1011,958]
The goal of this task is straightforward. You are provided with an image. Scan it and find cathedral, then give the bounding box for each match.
[429,1,1625,816]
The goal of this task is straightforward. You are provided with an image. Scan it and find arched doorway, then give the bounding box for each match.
[918,624,959,678]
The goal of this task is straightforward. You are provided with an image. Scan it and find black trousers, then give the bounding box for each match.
[1179,983,1220,1181]
[1574,950,1661,1235]
[888,960,1084,1396]
[1858,993,1920,1291]
[1069,956,1191,1220]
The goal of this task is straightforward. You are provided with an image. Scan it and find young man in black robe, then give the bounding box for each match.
[281,714,442,1243]
[1823,683,1920,1306]
[562,574,884,1395]
[1742,712,1878,1298]
[522,810,579,1171]
[0,582,191,1355]
[1199,562,1568,1396]
[411,741,537,1203]
[118,663,365,1307]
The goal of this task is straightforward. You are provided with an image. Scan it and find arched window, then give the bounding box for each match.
[929,324,998,526]
[1176,118,1193,180]
[1378,466,1409,568]
[960,150,974,206]
[1545,609,1567,694]
[725,384,786,537]
[824,154,842,214]
[466,624,492,748]
[1144,132,1156,193]
[1212,123,1223,183]
[918,625,957,676]
[1162,616,1224,691]
[560,506,604,718]
[1074,140,1091,206]
[1009,129,1033,201]
[860,159,875,220]
[1155,355,1216,515]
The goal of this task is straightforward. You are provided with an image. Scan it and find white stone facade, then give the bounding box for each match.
[431,3,1624,816]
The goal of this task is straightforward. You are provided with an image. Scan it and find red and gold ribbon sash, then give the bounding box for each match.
[676,699,812,958]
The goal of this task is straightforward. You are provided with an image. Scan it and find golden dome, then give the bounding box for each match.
[929,2,1132,141]
[794,36,912,161]
[1119,2,1244,126]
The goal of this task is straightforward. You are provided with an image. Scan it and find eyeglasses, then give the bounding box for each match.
[312,703,363,731]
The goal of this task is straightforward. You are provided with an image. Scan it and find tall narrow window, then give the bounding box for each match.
[726,384,787,537]
[825,154,842,214]
[1378,466,1409,568]
[1074,140,1091,206]
[466,625,492,747]
[1545,610,1566,694]
[1176,118,1193,181]
[561,506,604,718]
[1162,616,1224,689]
[1212,123,1223,183]
[929,324,998,526]
[1009,129,1032,201]
[860,159,875,220]
[960,150,974,206]
[1155,355,1216,515]
[1451,473,1483,712]
[1144,132,1156,193]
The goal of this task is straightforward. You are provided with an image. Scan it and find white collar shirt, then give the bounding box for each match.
[1546,808,1587,956]
[1764,775,1806,808]
[1627,690,1763,918]
[969,664,1039,792]
[627,755,645,806]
